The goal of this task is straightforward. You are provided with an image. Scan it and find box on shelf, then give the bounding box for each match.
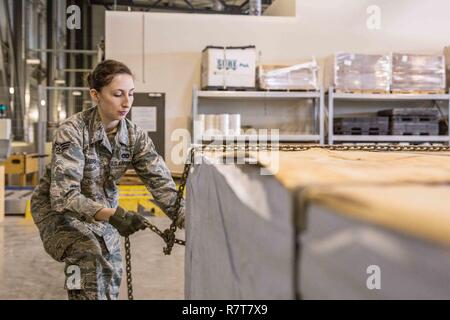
[201,45,256,90]
[391,53,446,93]
[258,60,319,91]
[325,52,391,92]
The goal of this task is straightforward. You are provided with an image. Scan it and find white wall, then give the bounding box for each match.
[264,0,296,16]
[106,0,450,171]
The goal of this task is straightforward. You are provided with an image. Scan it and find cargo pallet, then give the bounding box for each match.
[378,108,440,136]
[334,117,389,136]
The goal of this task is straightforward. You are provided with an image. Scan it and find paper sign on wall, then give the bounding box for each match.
[131,106,157,132]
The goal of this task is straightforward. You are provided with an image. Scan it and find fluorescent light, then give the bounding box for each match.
[26,58,41,65]
[29,108,39,122]
[54,79,66,85]
[9,87,14,94]
[40,99,46,106]
[72,91,82,96]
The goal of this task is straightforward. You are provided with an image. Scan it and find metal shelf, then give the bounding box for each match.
[197,90,320,99]
[192,87,325,145]
[332,92,450,101]
[333,135,449,142]
[328,87,450,145]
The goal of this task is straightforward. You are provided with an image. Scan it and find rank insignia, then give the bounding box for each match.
[55,141,71,154]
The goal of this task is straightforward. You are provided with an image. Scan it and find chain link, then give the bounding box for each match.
[124,236,133,300]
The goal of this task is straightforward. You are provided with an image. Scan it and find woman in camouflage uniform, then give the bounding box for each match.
[31,60,184,300]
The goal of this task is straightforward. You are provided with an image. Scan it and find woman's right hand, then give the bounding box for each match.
[108,206,147,237]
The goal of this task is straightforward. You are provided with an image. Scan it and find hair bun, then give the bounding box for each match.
[86,73,92,87]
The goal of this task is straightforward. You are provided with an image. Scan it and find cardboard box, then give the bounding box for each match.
[201,45,256,90]
[5,153,39,175]
[258,60,319,91]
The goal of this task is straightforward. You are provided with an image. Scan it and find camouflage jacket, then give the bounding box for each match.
[31,106,182,236]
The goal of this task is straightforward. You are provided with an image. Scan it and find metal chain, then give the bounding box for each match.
[161,147,194,255]
[124,150,193,300]
[199,143,450,153]
[135,142,450,253]
[124,142,449,299]
[124,236,133,300]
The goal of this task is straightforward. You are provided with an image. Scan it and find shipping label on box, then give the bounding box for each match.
[201,46,256,89]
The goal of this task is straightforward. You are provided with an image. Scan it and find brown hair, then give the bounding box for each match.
[87,59,133,91]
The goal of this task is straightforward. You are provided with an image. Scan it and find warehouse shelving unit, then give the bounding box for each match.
[192,86,325,145]
[328,87,450,145]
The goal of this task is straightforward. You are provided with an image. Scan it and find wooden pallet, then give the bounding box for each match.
[335,89,447,95]
[202,86,257,91]
[391,89,446,95]
[334,89,389,94]
[259,88,318,92]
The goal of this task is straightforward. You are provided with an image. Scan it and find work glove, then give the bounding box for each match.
[109,206,147,237]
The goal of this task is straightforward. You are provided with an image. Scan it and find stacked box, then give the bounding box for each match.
[334,116,389,135]
[201,45,256,90]
[391,53,445,92]
[326,52,391,92]
[378,108,440,136]
[258,60,319,91]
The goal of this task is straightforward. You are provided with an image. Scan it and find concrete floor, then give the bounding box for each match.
[0,216,185,300]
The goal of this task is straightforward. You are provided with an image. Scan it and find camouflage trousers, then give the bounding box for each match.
[37,214,123,300]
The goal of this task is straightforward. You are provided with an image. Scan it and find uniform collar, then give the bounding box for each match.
[89,106,129,146]
[89,107,105,145]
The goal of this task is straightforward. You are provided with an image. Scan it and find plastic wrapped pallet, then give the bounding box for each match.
[258,60,319,91]
[391,53,446,92]
[201,45,256,90]
[325,52,391,92]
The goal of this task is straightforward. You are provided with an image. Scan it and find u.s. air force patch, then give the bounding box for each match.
[54,141,71,154]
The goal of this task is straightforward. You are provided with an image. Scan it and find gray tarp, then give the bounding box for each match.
[185,157,295,299]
